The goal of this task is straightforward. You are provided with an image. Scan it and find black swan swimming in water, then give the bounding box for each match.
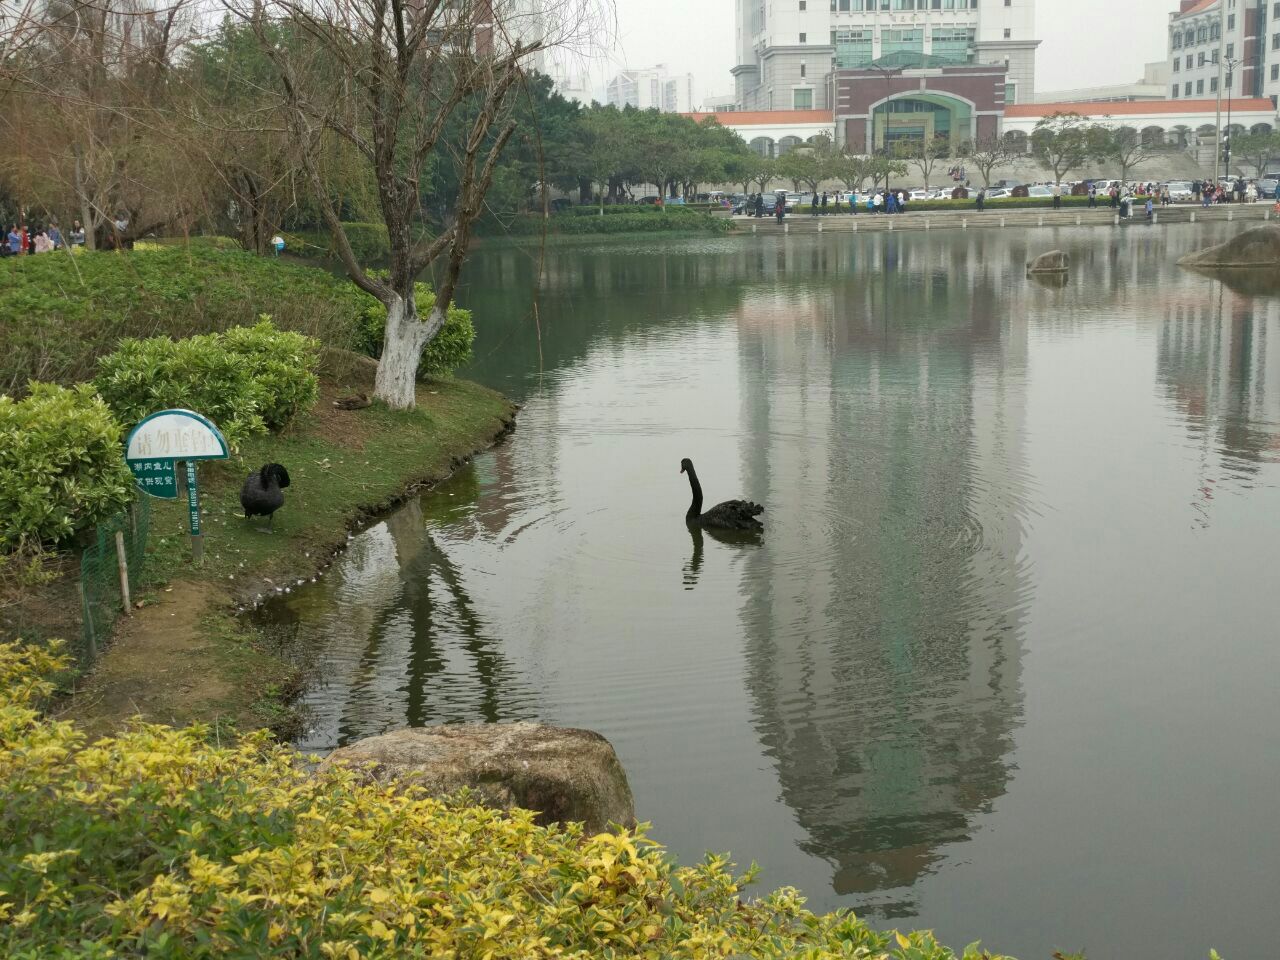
[680,458,764,531]
[240,463,291,531]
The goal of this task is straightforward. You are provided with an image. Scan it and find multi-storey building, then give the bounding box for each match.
[606,64,696,113]
[732,0,1038,113]
[1166,0,1260,102]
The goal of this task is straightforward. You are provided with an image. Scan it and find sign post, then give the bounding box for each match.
[185,460,203,564]
[124,410,229,566]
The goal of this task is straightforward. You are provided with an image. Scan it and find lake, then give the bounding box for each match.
[253,224,1280,959]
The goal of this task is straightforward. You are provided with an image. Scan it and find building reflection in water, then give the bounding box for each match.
[731,233,1034,913]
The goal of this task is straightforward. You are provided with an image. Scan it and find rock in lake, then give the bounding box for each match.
[1027,250,1069,274]
[320,723,635,834]
[1178,225,1280,269]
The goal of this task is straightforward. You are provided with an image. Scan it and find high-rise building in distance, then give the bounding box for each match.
[731,0,1037,112]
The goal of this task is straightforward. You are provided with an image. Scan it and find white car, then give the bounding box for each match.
[1026,185,1053,197]
[1165,180,1194,202]
[984,188,1011,199]
[909,188,931,201]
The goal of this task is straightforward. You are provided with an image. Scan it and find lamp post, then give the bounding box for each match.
[867,62,900,191]
[1224,56,1240,180]
[1213,0,1226,184]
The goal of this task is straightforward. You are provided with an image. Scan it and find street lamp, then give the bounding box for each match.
[1223,56,1240,180]
[866,62,900,189]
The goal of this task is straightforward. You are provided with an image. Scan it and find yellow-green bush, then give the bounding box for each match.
[0,641,1011,959]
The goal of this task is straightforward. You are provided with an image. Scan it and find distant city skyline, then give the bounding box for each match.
[567,0,1179,107]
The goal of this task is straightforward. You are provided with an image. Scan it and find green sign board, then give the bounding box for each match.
[128,458,178,499]
[124,410,229,564]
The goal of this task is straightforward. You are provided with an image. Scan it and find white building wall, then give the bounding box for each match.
[1167,0,1250,103]
[733,0,1037,109]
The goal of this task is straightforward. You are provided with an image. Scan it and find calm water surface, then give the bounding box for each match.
[255,225,1280,958]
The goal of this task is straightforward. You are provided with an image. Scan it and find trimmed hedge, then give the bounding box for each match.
[0,639,1017,960]
[93,320,320,448]
[0,246,369,394]
[0,384,133,548]
[497,209,730,236]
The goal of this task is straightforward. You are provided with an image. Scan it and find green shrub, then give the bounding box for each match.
[93,320,320,447]
[355,283,475,379]
[0,639,1015,960]
[0,384,134,549]
[0,246,369,394]
[496,209,730,236]
[283,222,392,263]
[221,321,322,430]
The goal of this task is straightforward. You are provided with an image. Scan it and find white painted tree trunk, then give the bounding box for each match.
[372,295,448,411]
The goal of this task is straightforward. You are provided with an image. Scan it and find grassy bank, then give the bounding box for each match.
[61,353,515,738]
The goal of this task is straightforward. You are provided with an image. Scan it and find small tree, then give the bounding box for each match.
[579,106,624,216]
[865,156,907,193]
[1030,112,1096,187]
[241,0,579,409]
[774,148,823,194]
[959,135,1016,188]
[829,151,870,193]
[1231,130,1280,177]
[895,135,950,191]
[751,157,775,193]
[1093,126,1152,187]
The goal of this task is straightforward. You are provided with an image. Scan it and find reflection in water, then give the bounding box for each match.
[256,496,535,751]
[732,255,1031,914]
[257,226,1280,959]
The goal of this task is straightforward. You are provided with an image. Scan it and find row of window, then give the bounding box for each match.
[825,0,981,9]
[1171,76,1230,98]
[1173,47,1227,71]
[1170,18,1233,49]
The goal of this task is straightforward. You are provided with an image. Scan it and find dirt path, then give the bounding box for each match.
[61,581,289,740]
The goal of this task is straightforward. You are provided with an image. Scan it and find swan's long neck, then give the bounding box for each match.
[685,467,703,520]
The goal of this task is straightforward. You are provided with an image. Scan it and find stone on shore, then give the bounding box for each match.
[1178,225,1280,269]
[321,722,636,834]
[1027,250,1070,274]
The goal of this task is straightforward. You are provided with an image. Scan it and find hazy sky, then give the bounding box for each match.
[580,0,1177,103]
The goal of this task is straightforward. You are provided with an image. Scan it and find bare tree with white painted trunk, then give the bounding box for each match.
[236,0,593,409]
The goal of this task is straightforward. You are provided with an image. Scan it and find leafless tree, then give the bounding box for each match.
[0,0,203,246]
[232,0,595,409]
[959,135,1017,189]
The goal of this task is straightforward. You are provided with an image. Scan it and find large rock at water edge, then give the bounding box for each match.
[1179,225,1280,268]
[1027,249,1069,273]
[321,723,635,833]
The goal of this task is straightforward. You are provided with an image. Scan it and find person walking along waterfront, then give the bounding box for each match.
[1052,182,1062,210]
[976,188,986,212]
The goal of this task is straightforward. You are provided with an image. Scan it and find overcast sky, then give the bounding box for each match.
[580,0,1177,103]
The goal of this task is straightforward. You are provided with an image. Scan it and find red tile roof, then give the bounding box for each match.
[1174,0,1217,19]
[684,110,834,125]
[1006,98,1275,118]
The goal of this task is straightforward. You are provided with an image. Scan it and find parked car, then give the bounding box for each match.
[1256,178,1279,200]
[1026,185,1053,197]
[549,197,573,212]
[1165,180,1195,202]
[984,188,1011,200]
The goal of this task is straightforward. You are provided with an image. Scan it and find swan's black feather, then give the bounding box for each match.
[240,463,290,520]
[697,499,765,531]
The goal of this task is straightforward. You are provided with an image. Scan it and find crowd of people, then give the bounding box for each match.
[2,220,86,256]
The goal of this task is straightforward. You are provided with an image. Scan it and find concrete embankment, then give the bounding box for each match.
[733,203,1277,235]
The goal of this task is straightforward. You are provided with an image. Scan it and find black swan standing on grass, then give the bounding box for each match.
[240,463,291,531]
[680,458,764,531]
